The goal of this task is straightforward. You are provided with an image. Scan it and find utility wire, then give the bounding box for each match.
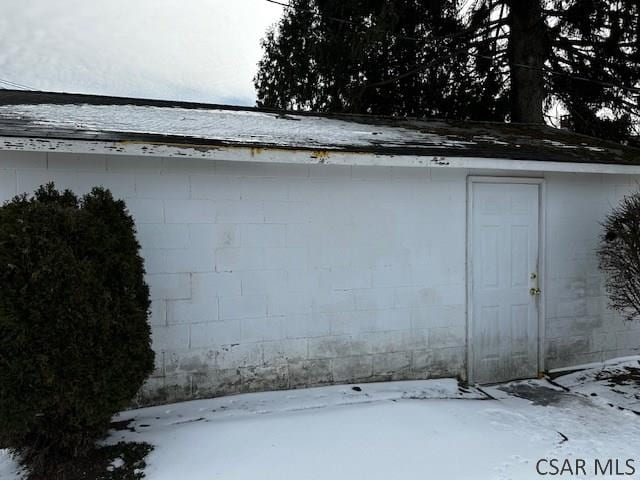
[0,76,38,91]
[265,0,640,97]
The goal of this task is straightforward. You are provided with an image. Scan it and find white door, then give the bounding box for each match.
[470,181,540,384]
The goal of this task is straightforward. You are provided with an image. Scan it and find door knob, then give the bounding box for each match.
[529,287,541,296]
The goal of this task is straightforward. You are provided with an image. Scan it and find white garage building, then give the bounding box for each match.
[1,91,639,404]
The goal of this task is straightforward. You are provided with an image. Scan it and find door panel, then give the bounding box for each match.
[471,182,540,384]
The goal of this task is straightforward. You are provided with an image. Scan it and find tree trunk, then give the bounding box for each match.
[508,0,546,124]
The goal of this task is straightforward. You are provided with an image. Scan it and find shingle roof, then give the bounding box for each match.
[1,90,639,165]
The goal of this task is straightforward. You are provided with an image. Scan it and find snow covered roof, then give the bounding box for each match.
[0,90,639,167]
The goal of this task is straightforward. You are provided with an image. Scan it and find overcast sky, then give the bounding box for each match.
[0,0,283,105]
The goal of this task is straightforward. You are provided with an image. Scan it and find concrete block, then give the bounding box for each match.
[556,298,588,318]
[137,224,189,249]
[372,309,411,332]
[331,355,373,381]
[263,201,309,224]
[412,347,465,377]
[309,245,352,269]
[351,166,393,182]
[242,224,286,247]
[267,290,312,316]
[283,314,331,339]
[17,169,78,194]
[151,324,190,352]
[314,290,356,314]
[354,288,395,311]
[241,177,289,201]
[262,338,308,364]
[126,198,164,224]
[107,155,163,173]
[149,300,167,326]
[318,267,372,291]
[240,316,283,343]
[592,332,617,352]
[176,352,208,373]
[0,150,47,169]
[391,166,430,181]
[163,351,185,375]
[427,326,466,349]
[140,249,165,274]
[135,174,190,198]
[76,172,135,198]
[190,321,241,349]
[429,167,468,182]
[285,224,310,247]
[145,373,192,402]
[191,272,241,299]
[48,152,106,171]
[164,248,215,273]
[167,298,218,324]
[163,158,215,174]
[361,331,415,354]
[394,287,439,309]
[216,201,264,223]
[326,311,376,336]
[192,367,242,397]
[409,305,465,330]
[545,336,591,363]
[262,163,310,178]
[306,201,352,226]
[216,247,264,272]
[164,199,216,223]
[147,273,191,300]
[190,174,241,200]
[308,335,368,359]
[240,364,289,392]
[240,270,287,295]
[616,330,640,350]
[220,294,268,320]
[373,351,412,376]
[189,223,240,249]
[265,247,308,270]
[371,266,414,288]
[214,342,263,369]
[0,169,16,202]
[288,359,332,386]
[286,269,318,292]
[215,160,270,177]
[308,164,351,179]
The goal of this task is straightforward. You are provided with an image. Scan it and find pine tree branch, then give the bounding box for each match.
[553,37,636,62]
[358,46,473,91]
[469,35,509,46]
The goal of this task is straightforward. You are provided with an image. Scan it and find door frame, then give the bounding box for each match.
[466,176,546,384]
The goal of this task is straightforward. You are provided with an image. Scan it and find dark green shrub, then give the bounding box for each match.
[598,189,640,322]
[0,184,154,477]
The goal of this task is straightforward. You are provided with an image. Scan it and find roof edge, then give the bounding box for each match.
[2,134,640,175]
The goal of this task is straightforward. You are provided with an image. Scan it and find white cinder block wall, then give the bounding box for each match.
[0,150,639,404]
[545,172,640,368]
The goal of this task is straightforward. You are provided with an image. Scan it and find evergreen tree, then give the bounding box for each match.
[255,0,640,142]
[256,0,509,120]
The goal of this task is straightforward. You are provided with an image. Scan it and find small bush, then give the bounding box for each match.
[598,190,640,322]
[0,184,154,477]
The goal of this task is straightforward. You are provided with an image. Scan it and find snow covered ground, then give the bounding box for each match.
[554,356,640,413]
[2,371,639,480]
